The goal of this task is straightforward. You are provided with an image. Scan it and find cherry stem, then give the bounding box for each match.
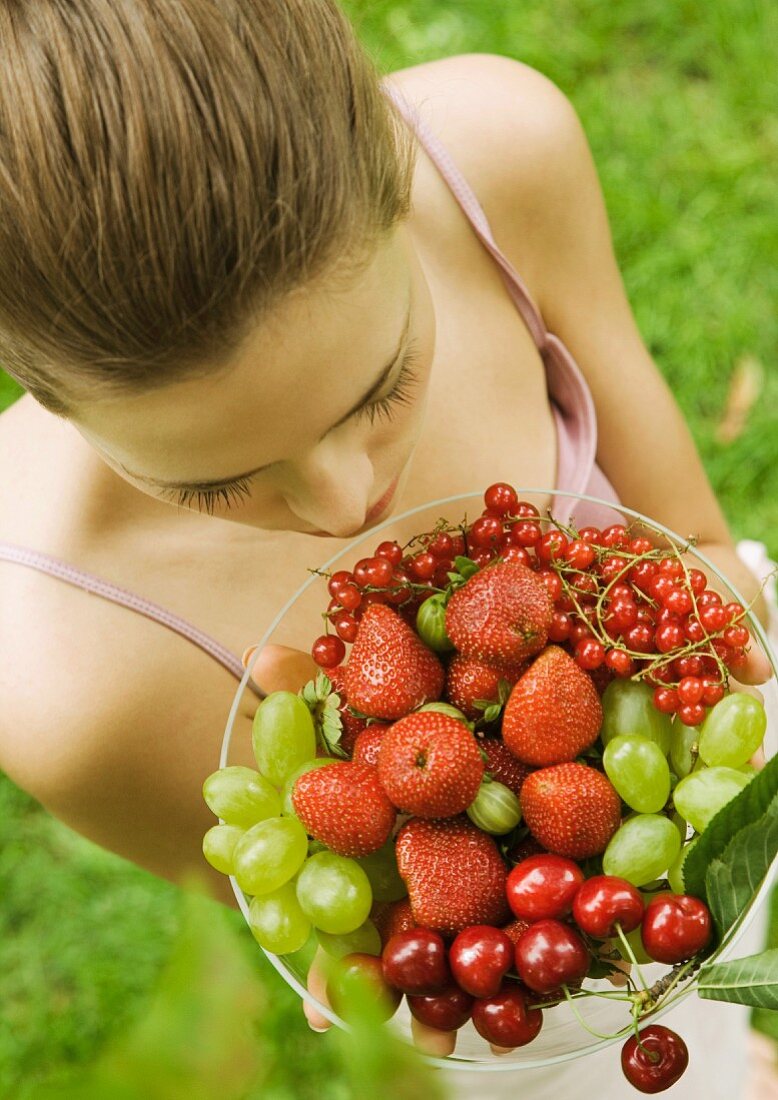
[561,984,633,1041]
[613,922,649,993]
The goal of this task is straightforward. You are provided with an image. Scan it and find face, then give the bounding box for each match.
[73,225,436,537]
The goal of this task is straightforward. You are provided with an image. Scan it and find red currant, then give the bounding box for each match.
[654,622,684,653]
[676,676,703,705]
[311,634,346,668]
[575,638,606,670]
[538,570,563,602]
[332,611,359,643]
[566,539,596,570]
[577,526,603,545]
[723,623,749,648]
[605,648,635,677]
[502,545,532,567]
[484,482,519,516]
[699,604,728,633]
[537,530,568,564]
[510,520,542,547]
[653,687,679,714]
[628,536,654,555]
[427,531,454,559]
[328,570,355,597]
[701,678,725,706]
[375,540,403,566]
[470,515,506,550]
[548,610,572,642]
[408,551,437,581]
[600,555,629,583]
[649,574,676,602]
[657,558,684,579]
[678,701,706,726]
[630,560,658,593]
[516,501,540,518]
[673,655,703,678]
[684,615,705,643]
[663,587,693,617]
[687,569,707,595]
[601,524,629,549]
[624,623,655,653]
[696,590,722,609]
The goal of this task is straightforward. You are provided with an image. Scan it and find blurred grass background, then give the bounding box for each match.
[1,0,776,1095]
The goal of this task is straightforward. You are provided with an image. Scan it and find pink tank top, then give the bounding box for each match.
[0,81,623,699]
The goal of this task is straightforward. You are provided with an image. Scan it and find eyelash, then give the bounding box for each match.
[163,344,422,514]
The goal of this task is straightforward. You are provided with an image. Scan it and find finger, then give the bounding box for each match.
[490,1044,517,1056]
[410,1015,457,1057]
[731,644,773,686]
[304,948,333,1032]
[243,643,321,694]
[749,746,767,771]
[729,679,765,705]
[608,967,630,987]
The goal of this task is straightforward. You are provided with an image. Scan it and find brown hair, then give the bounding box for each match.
[0,0,415,416]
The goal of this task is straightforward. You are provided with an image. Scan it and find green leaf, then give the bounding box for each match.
[704,794,778,938]
[698,949,778,1009]
[684,750,778,901]
[453,555,479,579]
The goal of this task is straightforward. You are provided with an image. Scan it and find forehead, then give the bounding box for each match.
[74,229,411,477]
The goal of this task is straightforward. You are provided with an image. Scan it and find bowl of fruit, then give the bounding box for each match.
[205,486,778,1091]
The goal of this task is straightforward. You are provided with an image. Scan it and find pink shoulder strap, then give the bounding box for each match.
[0,542,265,698]
[382,78,605,514]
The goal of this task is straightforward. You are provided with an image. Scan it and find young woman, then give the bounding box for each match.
[0,3,772,1095]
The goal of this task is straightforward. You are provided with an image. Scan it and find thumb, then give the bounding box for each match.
[242,642,322,695]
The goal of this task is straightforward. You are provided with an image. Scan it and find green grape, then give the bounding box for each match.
[602,814,681,886]
[669,724,703,779]
[202,823,245,875]
[601,680,672,756]
[285,929,320,974]
[252,691,317,785]
[281,758,338,817]
[416,593,454,652]
[233,815,308,896]
[698,693,767,768]
[317,919,382,958]
[466,780,522,834]
[673,767,751,833]
[357,840,407,902]
[670,810,688,844]
[603,735,670,813]
[667,837,699,894]
[296,851,373,934]
[248,881,311,955]
[202,765,281,827]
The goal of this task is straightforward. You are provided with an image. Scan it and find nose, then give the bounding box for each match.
[280,440,374,537]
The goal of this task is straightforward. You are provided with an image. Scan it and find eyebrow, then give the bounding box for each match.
[120,300,412,493]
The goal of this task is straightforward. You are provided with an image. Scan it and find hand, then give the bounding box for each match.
[241,642,320,696]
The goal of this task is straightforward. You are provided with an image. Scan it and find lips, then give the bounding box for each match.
[365,474,400,524]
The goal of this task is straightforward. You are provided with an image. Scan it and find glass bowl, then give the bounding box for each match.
[220,489,778,1072]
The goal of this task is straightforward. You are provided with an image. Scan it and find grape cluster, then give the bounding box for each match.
[202,693,402,956]
[312,482,757,728]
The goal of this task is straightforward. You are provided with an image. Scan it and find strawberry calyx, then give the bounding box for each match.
[299,672,348,758]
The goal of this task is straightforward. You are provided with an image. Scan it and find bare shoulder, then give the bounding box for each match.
[0,559,255,901]
[390,53,588,290]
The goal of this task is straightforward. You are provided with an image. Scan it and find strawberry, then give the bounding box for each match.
[444,653,526,720]
[345,605,444,720]
[353,724,388,768]
[445,562,553,665]
[395,816,510,937]
[325,666,369,755]
[371,897,416,947]
[480,738,534,798]
[501,918,532,946]
[520,762,622,859]
[292,761,396,857]
[377,712,484,818]
[501,646,603,766]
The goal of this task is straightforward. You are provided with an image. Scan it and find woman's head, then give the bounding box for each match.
[0,1,430,534]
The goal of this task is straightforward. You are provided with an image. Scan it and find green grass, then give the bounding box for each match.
[1,1,776,1092]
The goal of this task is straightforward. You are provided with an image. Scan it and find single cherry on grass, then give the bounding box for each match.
[640,894,712,964]
[448,925,514,998]
[621,1025,689,1093]
[406,986,474,1031]
[506,854,585,922]
[381,927,451,994]
[470,985,543,1048]
[572,875,645,939]
[514,919,590,993]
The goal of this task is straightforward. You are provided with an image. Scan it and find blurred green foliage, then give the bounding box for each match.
[0,0,776,1092]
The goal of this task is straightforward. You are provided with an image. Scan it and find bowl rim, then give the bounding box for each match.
[220,487,778,1071]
